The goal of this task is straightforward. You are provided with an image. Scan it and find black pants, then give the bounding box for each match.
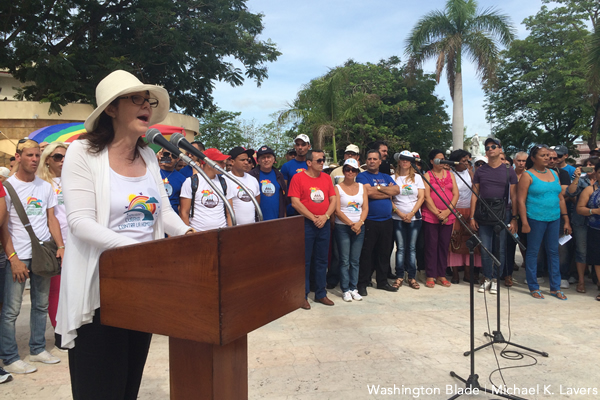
[68,308,152,400]
[358,219,394,288]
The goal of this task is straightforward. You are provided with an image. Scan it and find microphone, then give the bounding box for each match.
[393,153,422,163]
[433,158,459,166]
[169,132,220,170]
[146,129,195,166]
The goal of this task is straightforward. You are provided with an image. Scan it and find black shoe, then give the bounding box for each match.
[387,273,398,280]
[326,283,337,289]
[376,283,399,292]
[0,367,12,384]
[367,281,373,287]
[358,287,368,296]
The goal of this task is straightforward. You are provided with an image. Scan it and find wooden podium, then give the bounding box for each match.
[99,216,305,399]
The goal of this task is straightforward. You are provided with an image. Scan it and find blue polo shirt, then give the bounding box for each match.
[258,169,281,221]
[281,159,307,216]
[356,171,396,221]
[160,169,186,214]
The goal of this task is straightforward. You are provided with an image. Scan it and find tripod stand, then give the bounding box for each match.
[409,161,521,399]
[450,166,548,358]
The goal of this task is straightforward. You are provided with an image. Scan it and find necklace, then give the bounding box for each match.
[534,168,547,174]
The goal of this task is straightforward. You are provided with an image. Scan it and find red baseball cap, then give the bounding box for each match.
[203,148,229,161]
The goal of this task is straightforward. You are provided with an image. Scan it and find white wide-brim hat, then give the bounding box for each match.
[84,70,170,132]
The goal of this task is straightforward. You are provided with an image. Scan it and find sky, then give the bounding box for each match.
[211,0,547,139]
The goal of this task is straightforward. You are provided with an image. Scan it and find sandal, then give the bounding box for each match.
[549,290,567,300]
[407,279,420,290]
[576,282,586,293]
[425,278,435,288]
[436,278,451,287]
[392,278,403,289]
[530,290,544,299]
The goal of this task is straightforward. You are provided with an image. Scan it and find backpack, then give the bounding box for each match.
[190,173,227,219]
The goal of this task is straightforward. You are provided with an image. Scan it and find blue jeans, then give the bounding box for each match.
[478,213,511,280]
[334,224,365,292]
[526,218,561,292]
[304,219,331,300]
[0,259,51,365]
[393,219,422,279]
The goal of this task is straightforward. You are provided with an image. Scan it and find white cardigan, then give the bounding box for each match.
[56,140,190,348]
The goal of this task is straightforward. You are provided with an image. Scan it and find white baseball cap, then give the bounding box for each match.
[343,158,360,170]
[294,134,310,144]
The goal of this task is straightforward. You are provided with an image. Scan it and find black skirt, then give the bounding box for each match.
[586,227,600,265]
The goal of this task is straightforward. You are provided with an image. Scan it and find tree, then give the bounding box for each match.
[197,109,245,151]
[281,57,451,161]
[405,0,515,151]
[278,68,374,163]
[485,4,595,152]
[1,0,281,116]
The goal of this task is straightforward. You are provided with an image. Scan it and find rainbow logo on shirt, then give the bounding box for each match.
[124,195,159,221]
[200,189,219,208]
[347,201,360,212]
[296,168,306,174]
[260,179,271,184]
[54,187,62,195]
[26,197,43,208]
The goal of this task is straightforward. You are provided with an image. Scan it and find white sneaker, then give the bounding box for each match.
[478,279,491,293]
[342,291,352,302]
[560,279,570,289]
[29,350,60,365]
[490,279,498,295]
[350,289,363,301]
[568,276,577,284]
[538,277,545,283]
[0,367,12,383]
[4,360,37,374]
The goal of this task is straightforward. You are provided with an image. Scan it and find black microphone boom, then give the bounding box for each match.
[145,129,183,156]
[170,132,205,160]
[434,158,460,166]
[393,153,422,163]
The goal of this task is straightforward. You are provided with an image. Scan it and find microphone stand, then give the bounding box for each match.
[414,162,526,400]
[450,165,547,358]
[213,165,264,222]
[179,154,238,226]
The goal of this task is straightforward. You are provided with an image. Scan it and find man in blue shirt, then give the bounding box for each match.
[356,149,400,296]
[157,149,187,215]
[178,140,205,179]
[281,134,311,216]
[249,146,287,220]
[551,145,575,178]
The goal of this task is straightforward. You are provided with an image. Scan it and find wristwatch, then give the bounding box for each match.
[377,184,382,191]
[512,215,519,220]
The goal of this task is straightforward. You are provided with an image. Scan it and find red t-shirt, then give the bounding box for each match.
[0,183,5,198]
[288,171,335,215]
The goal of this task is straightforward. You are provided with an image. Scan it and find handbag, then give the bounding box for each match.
[3,181,62,277]
[473,165,510,226]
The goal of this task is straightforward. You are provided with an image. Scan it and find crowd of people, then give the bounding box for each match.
[0,70,599,397]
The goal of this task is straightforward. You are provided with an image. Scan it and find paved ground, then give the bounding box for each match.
[2,254,599,399]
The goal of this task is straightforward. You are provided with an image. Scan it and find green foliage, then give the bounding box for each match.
[197,109,245,152]
[485,4,595,153]
[405,0,515,149]
[281,57,452,162]
[1,0,281,116]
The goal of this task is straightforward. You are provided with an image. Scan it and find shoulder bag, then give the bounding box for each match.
[473,165,510,226]
[4,181,61,277]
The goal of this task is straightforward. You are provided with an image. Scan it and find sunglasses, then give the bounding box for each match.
[475,162,485,166]
[549,157,557,160]
[535,144,549,149]
[485,145,499,151]
[312,158,325,163]
[50,154,65,162]
[343,167,358,173]
[118,95,159,108]
[162,152,177,159]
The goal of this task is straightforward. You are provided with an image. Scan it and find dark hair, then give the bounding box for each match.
[428,148,444,162]
[306,149,324,161]
[525,144,548,170]
[192,140,205,151]
[583,157,600,167]
[595,162,600,173]
[504,155,513,166]
[79,101,147,160]
[9,157,15,162]
[449,149,471,162]
[373,141,388,151]
[366,149,381,159]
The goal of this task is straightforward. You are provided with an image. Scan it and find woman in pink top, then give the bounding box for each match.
[422,149,459,288]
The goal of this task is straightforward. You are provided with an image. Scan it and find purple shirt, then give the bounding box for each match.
[473,163,518,207]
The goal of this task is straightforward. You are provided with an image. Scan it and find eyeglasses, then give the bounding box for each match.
[549,157,557,161]
[162,152,177,159]
[118,95,159,108]
[345,152,358,156]
[475,162,485,166]
[485,145,499,151]
[343,167,358,173]
[50,154,65,162]
[312,158,325,163]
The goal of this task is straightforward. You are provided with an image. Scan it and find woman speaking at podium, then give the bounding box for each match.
[56,70,193,399]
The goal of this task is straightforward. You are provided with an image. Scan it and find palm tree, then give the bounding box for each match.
[588,25,600,149]
[279,69,374,163]
[405,0,514,150]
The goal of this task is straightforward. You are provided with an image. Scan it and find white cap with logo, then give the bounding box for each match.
[294,134,311,144]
